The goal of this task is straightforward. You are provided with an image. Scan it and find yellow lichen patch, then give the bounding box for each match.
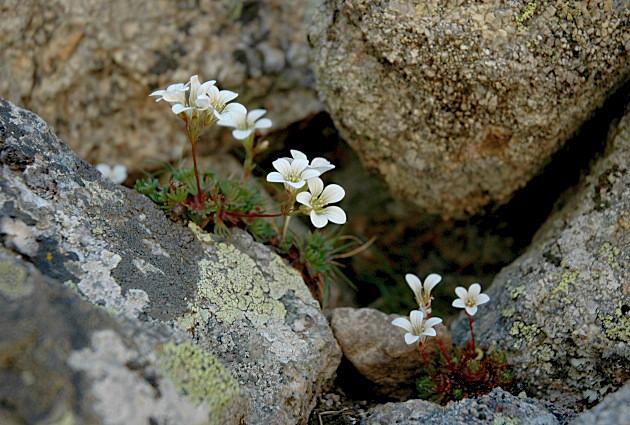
[182,223,311,327]
[600,304,630,343]
[0,260,32,299]
[551,270,578,302]
[158,342,240,418]
[509,320,541,348]
[515,1,537,30]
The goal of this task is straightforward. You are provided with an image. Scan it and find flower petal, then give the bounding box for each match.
[477,293,490,305]
[423,273,442,293]
[285,180,306,189]
[404,333,420,345]
[465,306,478,316]
[247,108,267,124]
[422,327,437,337]
[290,150,308,160]
[391,317,412,332]
[322,206,346,224]
[266,171,286,183]
[218,90,238,104]
[321,184,345,204]
[307,178,324,197]
[309,210,328,228]
[291,158,309,174]
[296,192,312,207]
[468,283,481,297]
[232,129,252,140]
[452,299,466,308]
[405,274,422,296]
[301,168,321,180]
[171,104,191,114]
[410,310,424,328]
[271,159,291,176]
[255,118,272,129]
[455,287,468,299]
[425,317,443,328]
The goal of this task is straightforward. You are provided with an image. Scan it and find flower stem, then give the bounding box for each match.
[281,215,292,241]
[185,123,203,206]
[417,341,430,369]
[224,211,283,218]
[467,313,476,352]
[242,134,255,179]
[435,337,455,370]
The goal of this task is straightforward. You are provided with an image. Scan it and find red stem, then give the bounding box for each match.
[467,314,476,353]
[223,211,283,218]
[436,337,455,370]
[417,341,430,369]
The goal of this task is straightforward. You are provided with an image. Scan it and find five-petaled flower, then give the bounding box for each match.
[296,178,347,228]
[285,150,335,175]
[150,75,216,116]
[452,283,490,316]
[406,273,441,313]
[197,85,238,115]
[96,163,127,185]
[392,310,443,345]
[266,157,321,190]
[216,103,272,140]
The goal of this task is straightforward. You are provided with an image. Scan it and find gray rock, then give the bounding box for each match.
[0,98,341,424]
[0,0,323,174]
[453,107,630,406]
[310,0,630,217]
[0,248,244,425]
[331,307,440,399]
[572,381,630,425]
[363,388,573,425]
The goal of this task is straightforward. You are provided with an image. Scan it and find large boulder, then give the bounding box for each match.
[572,381,630,425]
[310,0,630,217]
[363,388,573,425]
[453,106,630,406]
[0,0,323,173]
[0,98,341,424]
[0,248,244,425]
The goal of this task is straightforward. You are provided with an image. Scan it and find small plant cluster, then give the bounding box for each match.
[392,274,513,404]
[135,75,368,301]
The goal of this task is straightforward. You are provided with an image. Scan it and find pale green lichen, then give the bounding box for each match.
[600,305,630,342]
[181,223,311,328]
[516,1,537,29]
[0,260,32,299]
[509,321,540,348]
[158,342,240,416]
[510,285,524,300]
[551,270,578,302]
[598,242,621,269]
[493,414,519,425]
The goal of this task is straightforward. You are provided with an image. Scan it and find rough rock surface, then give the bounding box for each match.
[453,107,630,406]
[331,307,444,399]
[0,248,244,425]
[0,98,341,424]
[572,381,630,425]
[310,0,630,216]
[363,388,573,425]
[0,0,322,173]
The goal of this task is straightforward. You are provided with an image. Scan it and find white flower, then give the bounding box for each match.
[452,283,490,316]
[149,75,216,115]
[96,163,127,184]
[406,273,441,311]
[392,310,443,345]
[266,157,320,191]
[296,178,346,228]
[216,103,272,140]
[196,85,238,114]
[285,150,335,175]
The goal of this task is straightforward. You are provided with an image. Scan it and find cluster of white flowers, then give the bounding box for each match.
[96,163,127,184]
[266,149,346,229]
[392,273,490,345]
[150,75,272,141]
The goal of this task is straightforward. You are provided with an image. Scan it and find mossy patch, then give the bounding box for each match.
[0,259,32,299]
[515,1,537,30]
[158,342,240,416]
[180,223,310,328]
